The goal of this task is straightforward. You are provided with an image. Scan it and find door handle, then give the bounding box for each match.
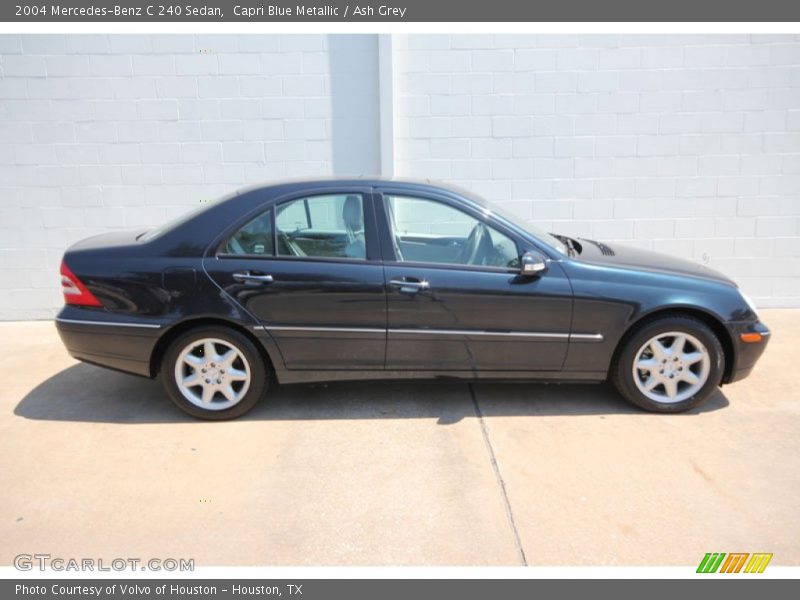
[389,279,430,294]
[233,272,274,284]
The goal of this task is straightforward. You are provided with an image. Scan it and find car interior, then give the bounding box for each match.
[386,195,520,268]
[225,193,519,269]
[224,210,273,256]
[276,194,366,259]
[224,194,366,259]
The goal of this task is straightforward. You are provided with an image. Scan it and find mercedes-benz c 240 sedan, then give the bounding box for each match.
[56,179,770,419]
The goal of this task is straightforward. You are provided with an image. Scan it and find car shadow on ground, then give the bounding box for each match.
[14,363,730,424]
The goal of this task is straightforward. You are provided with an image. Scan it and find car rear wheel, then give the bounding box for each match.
[161,326,267,420]
[612,315,724,413]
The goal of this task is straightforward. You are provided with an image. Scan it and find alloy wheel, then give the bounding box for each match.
[631,331,711,404]
[174,338,251,410]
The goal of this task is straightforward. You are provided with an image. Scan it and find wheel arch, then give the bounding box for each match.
[610,306,735,383]
[149,317,276,378]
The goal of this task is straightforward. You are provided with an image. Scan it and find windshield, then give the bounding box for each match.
[458,190,568,255]
[139,201,218,242]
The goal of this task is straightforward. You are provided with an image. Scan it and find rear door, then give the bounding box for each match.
[377,189,573,372]
[204,188,387,370]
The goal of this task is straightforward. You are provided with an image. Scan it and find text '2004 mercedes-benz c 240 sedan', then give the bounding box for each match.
[56,179,770,419]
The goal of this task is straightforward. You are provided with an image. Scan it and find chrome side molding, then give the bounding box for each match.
[260,325,385,334]
[570,333,605,342]
[389,328,569,339]
[253,324,604,342]
[56,317,162,329]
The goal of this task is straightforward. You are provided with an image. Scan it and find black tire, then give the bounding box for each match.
[611,315,724,413]
[161,326,268,420]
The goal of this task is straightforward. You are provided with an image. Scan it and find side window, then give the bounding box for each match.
[275,200,308,231]
[385,195,519,269]
[275,194,366,260]
[225,209,274,256]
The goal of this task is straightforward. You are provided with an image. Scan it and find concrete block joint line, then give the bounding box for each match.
[0,33,799,319]
[469,384,528,566]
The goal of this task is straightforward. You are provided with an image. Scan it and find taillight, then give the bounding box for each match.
[60,260,102,307]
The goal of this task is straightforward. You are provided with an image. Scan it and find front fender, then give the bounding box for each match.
[560,260,750,374]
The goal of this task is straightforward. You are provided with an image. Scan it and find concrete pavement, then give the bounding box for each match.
[1,309,798,566]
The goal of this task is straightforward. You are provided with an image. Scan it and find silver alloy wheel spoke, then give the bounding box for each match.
[219,349,238,366]
[201,385,215,404]
[227,368,249,381]
[663,377,678,398]
[174,337,252,411]
[681,370,701,385]
[220,385,237,402]
[650,339,668,361]
[184,354,204,367]
[632,331,711,404]
[204,341,219,363]
[682,351,704,365]
[636,357,658,371]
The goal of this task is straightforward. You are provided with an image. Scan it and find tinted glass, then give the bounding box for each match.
[386,195,519,268]
[275,194,366,260]
[225,209,274,255]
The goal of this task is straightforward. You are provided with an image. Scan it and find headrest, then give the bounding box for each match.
[343,195,362,230]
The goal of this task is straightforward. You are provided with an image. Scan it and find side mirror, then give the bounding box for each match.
[520,251,547,276]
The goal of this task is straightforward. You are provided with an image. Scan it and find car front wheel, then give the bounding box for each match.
[612,315,724,413]
[161,326,267,420]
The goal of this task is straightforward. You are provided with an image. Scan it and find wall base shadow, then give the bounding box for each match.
[14,363,729,425]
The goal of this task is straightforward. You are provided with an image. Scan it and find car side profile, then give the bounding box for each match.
[55,178,770,419]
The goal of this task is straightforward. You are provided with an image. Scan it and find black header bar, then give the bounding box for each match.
[3,0,800,22]
[3,579,795,600]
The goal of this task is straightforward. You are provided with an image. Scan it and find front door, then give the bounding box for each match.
[378,191,572,372]
[204,190,386,370]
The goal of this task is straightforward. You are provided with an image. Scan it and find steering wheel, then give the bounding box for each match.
[458,223,491,265]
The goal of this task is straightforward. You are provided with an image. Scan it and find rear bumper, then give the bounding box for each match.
[725,320,771,384]
[55,308,163,378]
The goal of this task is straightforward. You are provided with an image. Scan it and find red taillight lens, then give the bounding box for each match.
[60,260,102,307]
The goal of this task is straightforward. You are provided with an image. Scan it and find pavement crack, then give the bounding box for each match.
[468,383,528,566]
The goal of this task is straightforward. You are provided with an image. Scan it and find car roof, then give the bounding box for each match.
[233,177,489,208]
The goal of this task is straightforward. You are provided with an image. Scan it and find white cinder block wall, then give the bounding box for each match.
[394,34,800,308]
[1,34,799,319]
[0,34,380,320]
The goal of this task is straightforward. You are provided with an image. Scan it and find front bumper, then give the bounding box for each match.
[55,307,163,377]
[724,320,771,384]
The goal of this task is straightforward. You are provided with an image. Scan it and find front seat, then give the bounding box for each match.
[342,195,365,258]
[278,232,306,257]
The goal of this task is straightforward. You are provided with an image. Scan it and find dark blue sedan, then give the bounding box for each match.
[55,178,770,419]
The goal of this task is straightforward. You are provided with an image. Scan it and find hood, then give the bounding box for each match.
[576,238,735,286]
